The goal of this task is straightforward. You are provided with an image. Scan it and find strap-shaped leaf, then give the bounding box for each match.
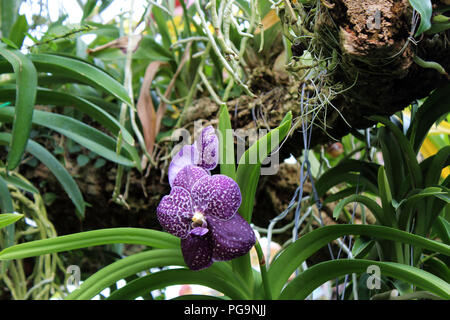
[236,111,292,222]
[107,267,249,300]
[28,53,132,108]
[0,227,180,260]
[0,213,23,229]
[0,85,134,145]
[66,249,184,300]
[0,176,17,249]
[267,224,450,298]
[371,116,423,189]
[279,259,450,300]
[0,44,37,170]
[332,194,385,225]
[0,107,139,168]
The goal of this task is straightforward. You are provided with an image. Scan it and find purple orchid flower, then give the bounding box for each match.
[168,125,219,186]
[157,164,256,270]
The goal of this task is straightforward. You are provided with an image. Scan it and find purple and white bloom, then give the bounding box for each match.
[157,165,256,270]
[168,125,219,186]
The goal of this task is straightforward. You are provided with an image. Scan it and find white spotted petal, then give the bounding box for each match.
[156,186,193,238]
[190,174,242,220]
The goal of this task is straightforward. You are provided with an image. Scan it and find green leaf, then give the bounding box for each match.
[0,0,21,38]
[0,173,39,194]
[371,116,423,189]
[0,107,139,168]
[0,227,180,260]
[0,176,16,249]
[0,86,134,145]
[409,0,433,36]
[106,268,250,300]
[151,6,172,49]
[0,213,23,229]
[378,126,405,198]
[333,194,385,225]
[267,224,450,298]
[0,133,85,217]
[407,83,450,154]
[133,35,173,62]
[76,154,90,167]
[82,0,98,20]
[279,259,450,299]
[315,159,379,198]
[236,111,292,222]
[425,146,450,187]
[377,166,397,227]
[433,216,450,245]
[0,176,14,214]
[28,53,132,108]
[218,104,236,180]
[0,44,37,170]
[65,249,183,300]
[8,14,28,48]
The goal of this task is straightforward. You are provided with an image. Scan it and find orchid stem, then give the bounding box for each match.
[254,240,272,300]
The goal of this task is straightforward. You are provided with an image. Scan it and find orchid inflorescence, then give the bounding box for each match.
[157,126,256,270]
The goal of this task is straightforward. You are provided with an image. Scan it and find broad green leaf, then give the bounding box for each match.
[28,53,132,108]
[267,224,450,298]
[0,227,180,260]
[107,268,250,300]
[0,213,23,229]
[218,104,236,180]
[0,86,134,145]
[409,0,433,36]
[279,259,450,299]
[236,111,292,222]
[0,107,139,168]
[0,44,37,170]
[0,133,85,217]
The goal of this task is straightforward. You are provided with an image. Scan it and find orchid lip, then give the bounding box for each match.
[191,211,207,228]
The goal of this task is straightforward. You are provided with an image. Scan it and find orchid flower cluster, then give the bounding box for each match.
[157,126,256,270]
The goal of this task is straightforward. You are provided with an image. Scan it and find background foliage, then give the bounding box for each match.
[0,0,448,300]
